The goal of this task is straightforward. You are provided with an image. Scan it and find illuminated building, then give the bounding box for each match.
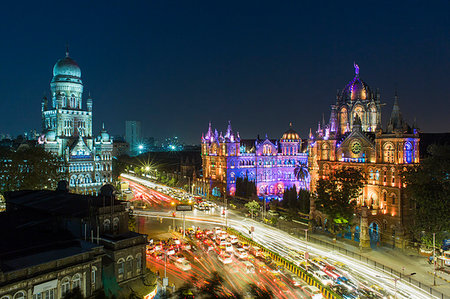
[125,120,142,155]
[201,121,308,197]
[40,49,113,193]
[308,63,419,248]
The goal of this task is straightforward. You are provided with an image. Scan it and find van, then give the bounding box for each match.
[243,261,255,273]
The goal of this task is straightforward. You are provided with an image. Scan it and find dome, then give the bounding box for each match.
[53,55,81,78]
[281,123,300,141]
[98,124,110,142]
[46,130,56,142]
[341,63,370,101]
[100,131,110,142]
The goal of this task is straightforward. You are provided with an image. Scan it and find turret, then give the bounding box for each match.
[87,93,93,112]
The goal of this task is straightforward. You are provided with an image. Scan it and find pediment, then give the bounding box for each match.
[70,136,92,159]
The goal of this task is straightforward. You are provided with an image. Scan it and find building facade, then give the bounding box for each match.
[0,184,149,299]
[308,64,419,248]
[125,121,142,155]
[201,122,308,197]
[39,50,113,193]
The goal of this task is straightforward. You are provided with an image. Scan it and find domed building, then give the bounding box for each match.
[200,121,308,197]
[308,63,420,249]
[40,49,113,194]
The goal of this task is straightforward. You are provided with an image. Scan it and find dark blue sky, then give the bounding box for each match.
[0,0,449,144]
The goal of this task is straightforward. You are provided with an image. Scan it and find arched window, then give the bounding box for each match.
[126,256,133,277]
[61,277,70,296]
[383,143,395,163]
[369,169,374,180]
[340,107,348,134]
[113,217,119,232]
[136,253,142,274]
[117,258,125,277]
[72,273,82,290]
[1,296,11,299]
[91,266,97,288]
[13,292,25,299]
[103,219,111,232]
[391,194,396,205]
[404,142,413,164]
[375,170,380,181]
[321,143,330,160]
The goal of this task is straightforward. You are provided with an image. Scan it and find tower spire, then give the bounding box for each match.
[65,43,69,57]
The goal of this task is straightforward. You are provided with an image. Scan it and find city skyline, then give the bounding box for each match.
[0,1,449,144]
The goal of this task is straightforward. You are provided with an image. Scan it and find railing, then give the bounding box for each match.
[226,227,342,299]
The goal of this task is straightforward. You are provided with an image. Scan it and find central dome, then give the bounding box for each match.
[281,123,300,141]
[341,63,370,101]
[53,55,81,78]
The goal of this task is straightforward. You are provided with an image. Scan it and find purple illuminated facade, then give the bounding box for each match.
[201,121,309,197]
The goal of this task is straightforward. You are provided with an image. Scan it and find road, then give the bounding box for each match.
[122,173,442,298]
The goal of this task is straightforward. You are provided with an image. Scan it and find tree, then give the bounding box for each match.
[403,144,450,247]
[294,164,309,186]
[0,147,66,193]
[245,200,260,218]
[297,189,311,214]
[314,167,365,236]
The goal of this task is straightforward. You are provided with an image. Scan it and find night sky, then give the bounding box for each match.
[0,1,449,144]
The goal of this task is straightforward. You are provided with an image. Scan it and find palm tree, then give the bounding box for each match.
[248,283,273,299]
[294,164,309,187]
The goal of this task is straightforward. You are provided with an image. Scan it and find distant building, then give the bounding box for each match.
[0,184,150,298]
[112,139,130,157]
[201,121,308,197]
[308,64,420,249]
[125,121,142,155]
[39,50,113,193]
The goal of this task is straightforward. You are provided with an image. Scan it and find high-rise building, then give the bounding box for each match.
[125,121,142,155]
[308,64,419,249]
[201,121,308,197]
[39,49,113,193]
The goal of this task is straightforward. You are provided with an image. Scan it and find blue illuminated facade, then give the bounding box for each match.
[201,122,308,197]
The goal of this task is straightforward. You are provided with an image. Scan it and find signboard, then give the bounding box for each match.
[176,204,193,211]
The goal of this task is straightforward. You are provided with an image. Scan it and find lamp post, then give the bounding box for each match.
[433,232,436,286]
[376,272,416,299]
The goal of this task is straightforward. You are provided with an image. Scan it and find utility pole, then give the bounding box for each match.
[433,232,436,286]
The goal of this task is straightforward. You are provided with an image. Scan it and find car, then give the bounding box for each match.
[152,251,164,260]
[203,240,215,252]
[243,261,255,273]
[165,247,176,256]
[225,242,234,253]
[174,260,192,271]
[229,235,239,244]
[172,238,181,245]
[335,276,357,291]
[249,246,264,258]
[170,253,186,263]
[303,285,323,299]
[234,248,248,259]
[313,271,333,286]
[218,253,233,264]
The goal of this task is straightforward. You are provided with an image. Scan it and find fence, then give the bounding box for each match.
[226,227,342,299]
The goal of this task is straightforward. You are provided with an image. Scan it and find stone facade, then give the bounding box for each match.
[308,64,419,248]
[39,50,113,194]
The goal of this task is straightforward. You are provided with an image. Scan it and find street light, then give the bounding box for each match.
[376,272,416,299]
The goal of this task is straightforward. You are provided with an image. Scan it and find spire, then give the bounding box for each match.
[102,122,105,130]
[65,43,69,57]
[388,93,405,133]
[322,113,326,127]
[225,120,233,139]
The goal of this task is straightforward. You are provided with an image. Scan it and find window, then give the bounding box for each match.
[321,143,330,160]
[61,277,70,296]
[113,217,119,232]
[383,143,395,163]
[369,169,374,180]
[404,142,413,163]
[103,219,110,232]
[391,194,396,205]
[383,192,387,202]
[136,254,142,273]
[340,108,347,134]
[72,273,81,290]
[126,256,133,277]
[13,292,25,299]
[91,266,97,288]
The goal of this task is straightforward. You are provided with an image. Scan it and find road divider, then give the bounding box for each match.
[226,227,342,299]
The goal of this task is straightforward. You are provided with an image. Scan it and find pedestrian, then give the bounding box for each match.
[172,283,176,293]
